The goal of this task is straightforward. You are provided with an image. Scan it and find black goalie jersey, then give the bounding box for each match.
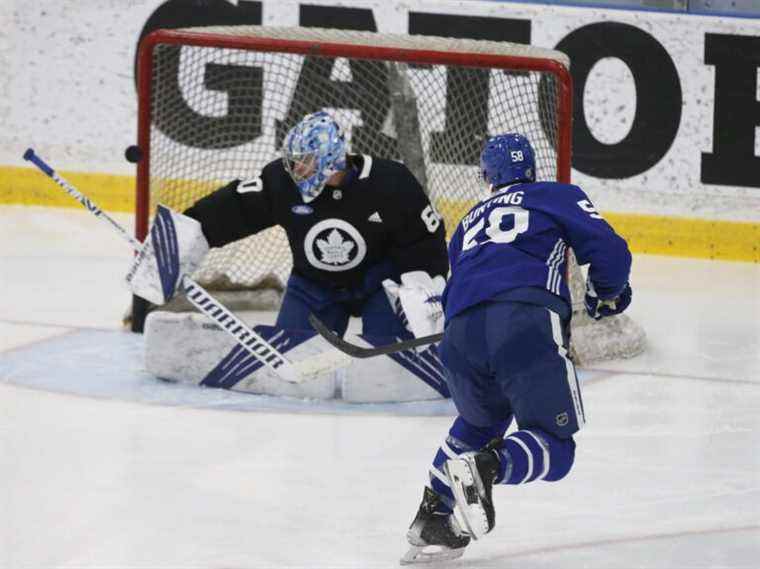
[184,155,449,290]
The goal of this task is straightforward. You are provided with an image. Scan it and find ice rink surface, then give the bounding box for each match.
[1,205,758,568]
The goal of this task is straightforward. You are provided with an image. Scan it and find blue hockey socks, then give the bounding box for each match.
[427,420,574,514]
[495,429,576,484]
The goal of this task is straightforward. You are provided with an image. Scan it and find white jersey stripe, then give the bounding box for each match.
[552,242,567,294]
[545,269,555,293]
[545,239,562,290]
[545,239,566,294]
[549,310,586,428]
[551,267,560,294]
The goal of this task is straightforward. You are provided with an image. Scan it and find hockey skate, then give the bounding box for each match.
[444,446,500,540]
[400,486,470,565]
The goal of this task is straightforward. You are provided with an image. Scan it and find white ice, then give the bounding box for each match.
[1,205,758,568]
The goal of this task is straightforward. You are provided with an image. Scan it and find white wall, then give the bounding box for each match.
[3,0,759,221]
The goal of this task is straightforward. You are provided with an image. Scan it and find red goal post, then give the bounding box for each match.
[132,26,642,363]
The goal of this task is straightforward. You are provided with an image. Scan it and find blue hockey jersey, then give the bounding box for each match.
[442,182,631,321]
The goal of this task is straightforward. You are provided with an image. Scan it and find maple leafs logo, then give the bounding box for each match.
[316,229,355,265]
[304,219,366,271]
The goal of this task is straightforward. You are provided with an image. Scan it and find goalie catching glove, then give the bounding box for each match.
[584,277,632,320]
[125,204,209,305]
[383,271,446,339]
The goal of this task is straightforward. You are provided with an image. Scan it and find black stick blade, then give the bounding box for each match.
[308,313,443,358]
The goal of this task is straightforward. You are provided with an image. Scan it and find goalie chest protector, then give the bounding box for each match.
[184,155,448,289]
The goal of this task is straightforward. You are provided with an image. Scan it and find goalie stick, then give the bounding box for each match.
[23,148,350,384]
[308,313,443,358]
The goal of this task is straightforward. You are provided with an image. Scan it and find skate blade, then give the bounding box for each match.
[444,458,490,540]
[400,544,466,565]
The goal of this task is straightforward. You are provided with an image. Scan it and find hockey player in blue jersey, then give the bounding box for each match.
[401,133,632,564]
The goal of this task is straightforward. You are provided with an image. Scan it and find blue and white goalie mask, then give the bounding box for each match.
[283,111,347,203]
[480,132,536,191]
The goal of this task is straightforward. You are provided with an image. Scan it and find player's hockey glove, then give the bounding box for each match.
[584,278,632,320]
[383,271,446,339]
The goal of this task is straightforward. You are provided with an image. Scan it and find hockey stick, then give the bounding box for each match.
[23,148,350,383]
[308,313,443,358]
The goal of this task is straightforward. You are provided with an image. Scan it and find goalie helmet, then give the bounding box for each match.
[480,133,536,190]
[283,111,347,203]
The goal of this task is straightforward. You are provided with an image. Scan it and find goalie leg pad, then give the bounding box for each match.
[144,311,449,403]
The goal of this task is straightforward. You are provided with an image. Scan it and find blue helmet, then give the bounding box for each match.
[283,111,347,202]
[480,133,536,189]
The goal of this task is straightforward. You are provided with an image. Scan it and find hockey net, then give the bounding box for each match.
[135,26,644,364]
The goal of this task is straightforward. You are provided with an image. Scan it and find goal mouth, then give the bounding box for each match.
[133,25,643,364]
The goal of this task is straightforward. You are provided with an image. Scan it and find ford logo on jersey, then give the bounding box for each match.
[291,205,314,215]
